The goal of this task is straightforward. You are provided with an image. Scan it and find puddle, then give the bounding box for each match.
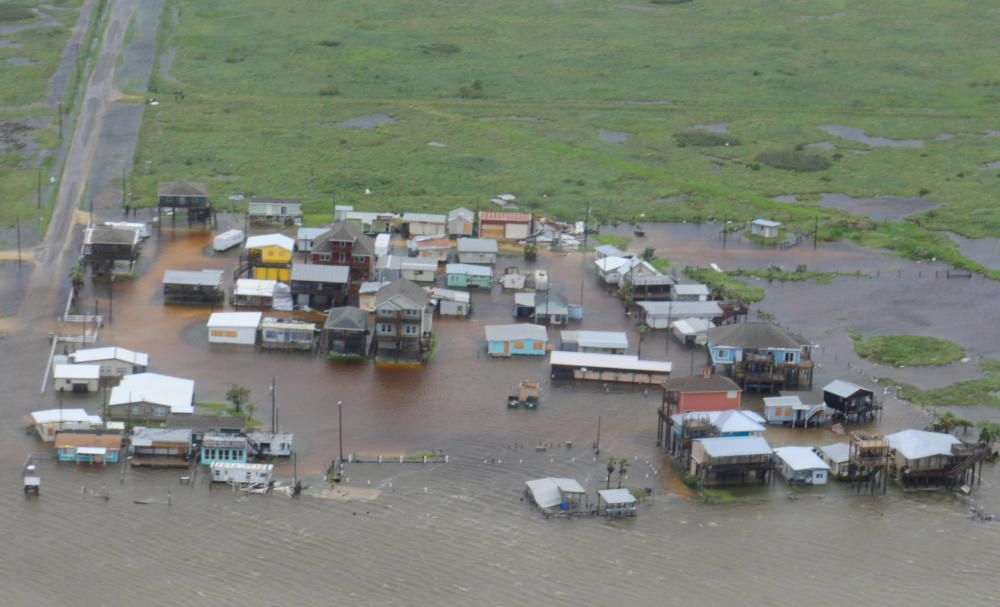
[984,130,1000,138]
[480,115,539,122]
[947,233,1000,269]
[772,194,798,203]
[337,113,395,129]
[806,141,834,150]
[0,39,21,48]
[800,12,847,20]
[427,141,447,147]
[598,128,629,144]
[817,192,938,220]
[159,46,177,82]
[983,160,1000,169]
[691,123,728,133]
[935,133,955,141]
[818,125,924,148]
[6,57,33,65]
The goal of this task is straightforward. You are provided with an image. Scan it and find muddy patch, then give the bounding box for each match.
[982,160,1000,169]
[817,192,938,220]
[0,39,21,48]
[337,113,395,129]
[653,194,687,204]
[0,7,59,35]
[772,194,798,203]
[818,124,924,148]
[480,115,539,122]
[158,46,177,83]
[0,119,45,154]
[6,56,33,65]
[947,233,1000,269]
[800,12,847,21]
[597,128,628,143]
[692,122,728,133]
[935,133,955,141]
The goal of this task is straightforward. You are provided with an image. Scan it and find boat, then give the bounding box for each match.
[507,380,541,410]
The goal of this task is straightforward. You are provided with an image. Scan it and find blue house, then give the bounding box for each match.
[705,323,813,391]
[55,430,123,465]
[446,263,492,289]
[485,323,548,357]
[200,433,249,465]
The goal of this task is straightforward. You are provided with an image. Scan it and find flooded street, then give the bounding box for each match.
[1,222,998,605]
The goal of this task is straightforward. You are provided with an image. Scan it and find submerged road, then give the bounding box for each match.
[17,0,139,328]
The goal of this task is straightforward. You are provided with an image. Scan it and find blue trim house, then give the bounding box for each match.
[446,263,492,289]
[485,323,548,357]
[705,323,813,391]
[200,433,249,465]
[55,430,123,464]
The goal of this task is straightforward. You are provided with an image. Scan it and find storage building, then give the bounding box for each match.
[207,311,262,345]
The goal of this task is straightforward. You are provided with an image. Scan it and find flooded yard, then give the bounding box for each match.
[816,192,939,220]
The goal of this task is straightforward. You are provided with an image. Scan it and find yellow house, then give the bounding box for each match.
[245,233,295,282]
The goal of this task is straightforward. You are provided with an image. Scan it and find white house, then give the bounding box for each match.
[594,256,656,285]
[819,443,851,479]
[296,226,329,253]
[559,330,629,354]
[671,317,713,345]
[427,287,471,317]
[69,346,149,379]
[207,311,262,345]
[402,212,447,236]
[400,258,438,283]
[447,207,475,236]
[31,409,103,442]
[210,461,273,486]
[671,283,710,302]
[773,446,830,485]
[109,373,195,420]
[53,364,101,393]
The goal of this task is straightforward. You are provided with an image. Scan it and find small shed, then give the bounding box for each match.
[207,311,262,345]
[485,323,548,357]
[260,318,317,351]
[671,283,710,302]
[456,238,498,265]
[400,258,438,283]
[446,263,492,289]
[559,330,628,354]
[210,461,273,486]
[409,235,451,262]
[671,317,713,345]
[524,477,587,513]
[447,207,475,236]
[52,364,101,393]
[163,269,225,304]
[819,443,851,480]
[232,279,278,308]
[751,219,782,239]
[597,488,638,518]
[213,229,244,252]
[246,432,294,457]
[773,446,830,485]
[31,409,103,442]
[401,212,447,236]
[427,287,471,317]
[500,267,527,290]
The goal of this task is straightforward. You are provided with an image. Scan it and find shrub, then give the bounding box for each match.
[0,5,34,22]
[756,150,831,172]
[319,85,340,96]
[318,39,341,47]
[675,131,740,147]
[458,79,484,98]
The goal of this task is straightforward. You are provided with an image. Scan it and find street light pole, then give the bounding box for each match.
[338,400,344,463]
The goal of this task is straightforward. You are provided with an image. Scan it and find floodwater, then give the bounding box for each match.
[1,222,998,604]
[818,125,924,148]
[597,128,629,143]
[691,122,728,133]
[949,233,1000,270]
[338,113,395,129]
[817,192,938,220]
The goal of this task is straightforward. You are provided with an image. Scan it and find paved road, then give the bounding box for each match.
[17,0,139,328]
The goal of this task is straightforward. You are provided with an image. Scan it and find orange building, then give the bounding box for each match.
[662,373,742,416]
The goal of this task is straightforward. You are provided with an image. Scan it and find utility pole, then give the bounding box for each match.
[16,217,21,266]
[594,415,601,455]
[583,201,591,249]
[58,102,62,141]
[108,276,113,324]
[121,166,127,211]
[37,167,42,209]
[722,216,728,249]
[337,400,344,463]
[813,216,819,249]
[270,377,277,433]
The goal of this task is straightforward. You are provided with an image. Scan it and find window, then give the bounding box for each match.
[264,330,278,340]
[378,323,395,335]
[533,342,544,350]
[514,341,524,349]
[317,253,331,262]
[338,253,347,263]
[784,351,796,363]
[403,324,419,335]
[404,308,421,317]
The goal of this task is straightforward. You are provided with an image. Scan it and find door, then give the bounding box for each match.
[503,341,510,356]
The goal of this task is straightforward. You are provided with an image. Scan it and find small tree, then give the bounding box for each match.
[978,422,1000,447]
[617,458,629,489]
[226,384,250,412]
[245,402,256,423]
[641,246,656,262]
[606,457,615,489]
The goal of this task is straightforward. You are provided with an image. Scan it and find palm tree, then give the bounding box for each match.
[617,458,629,489]
[606,457,615,489]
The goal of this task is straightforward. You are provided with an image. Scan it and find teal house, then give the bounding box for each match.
[55,430,123,465]
[485,323,548,357]
[446,263,492,289]
[201,433,249,465]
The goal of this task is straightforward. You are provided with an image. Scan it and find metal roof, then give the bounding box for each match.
[561,330,629,350]
[245,233,295,251]
[291,264,350,284]
[706,322,810,349]
[70,346,149,367]
[594,256,631,272]
[31,409,99,425]
[53,364,100,380]
[209,461,273,472]
[514,292,536,307]
[448,207,474,221]
[426,287,470,304]
[324,306,369,331]
[479,211,531,222]
[131,427,192,446]
[246,431,294,443]
[549,351,672,374]
[234,279,277,297]
[456,238,498,253]
[158,181,207,197]
[763,395,805,409]
[375,279,429,308]
[823,380,869,399]
[664,374,740,393]
[696,436,772,458]
[248,199,302,214]
[670,410,763,433]
[671,318,713,335]
[774,446,831,472]
[672,283,710,296]
[163,269,224,287]
[110,373,195,414]
[752,219,783,228]
[359,281,389,294]
[401,258,438,271]
[297,227,329,241]
[598,488,636,505]
[638,301,723,318]
[402,212,446,223]
[887,429,960,460]
[446,263,492,277]
[819,443,850,464]
[485,323,548,342]
[594,244,624,257]
[207,311,262,328]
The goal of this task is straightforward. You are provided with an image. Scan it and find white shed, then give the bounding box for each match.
[773,446,830,485]
[210,461,273,486]
[52,364,101,393]
[31,409,103,441]
[751,219,782,239]
[213,229,244,252]
[207,312,262,345]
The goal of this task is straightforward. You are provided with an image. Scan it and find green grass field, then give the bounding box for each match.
[852,333,965,367]
[132,1,1000,269]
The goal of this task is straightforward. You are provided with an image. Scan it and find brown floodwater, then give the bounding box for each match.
[0,222,998,605]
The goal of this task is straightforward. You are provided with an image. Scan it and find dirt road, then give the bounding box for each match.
[17,0,139,328]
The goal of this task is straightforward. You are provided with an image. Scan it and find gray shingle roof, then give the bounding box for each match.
[664,374,740,393]
[324,306,369,331]
[158,181,207,197]
[706,323,809,349]
[291,264,350,284]
[375,279,428,308]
